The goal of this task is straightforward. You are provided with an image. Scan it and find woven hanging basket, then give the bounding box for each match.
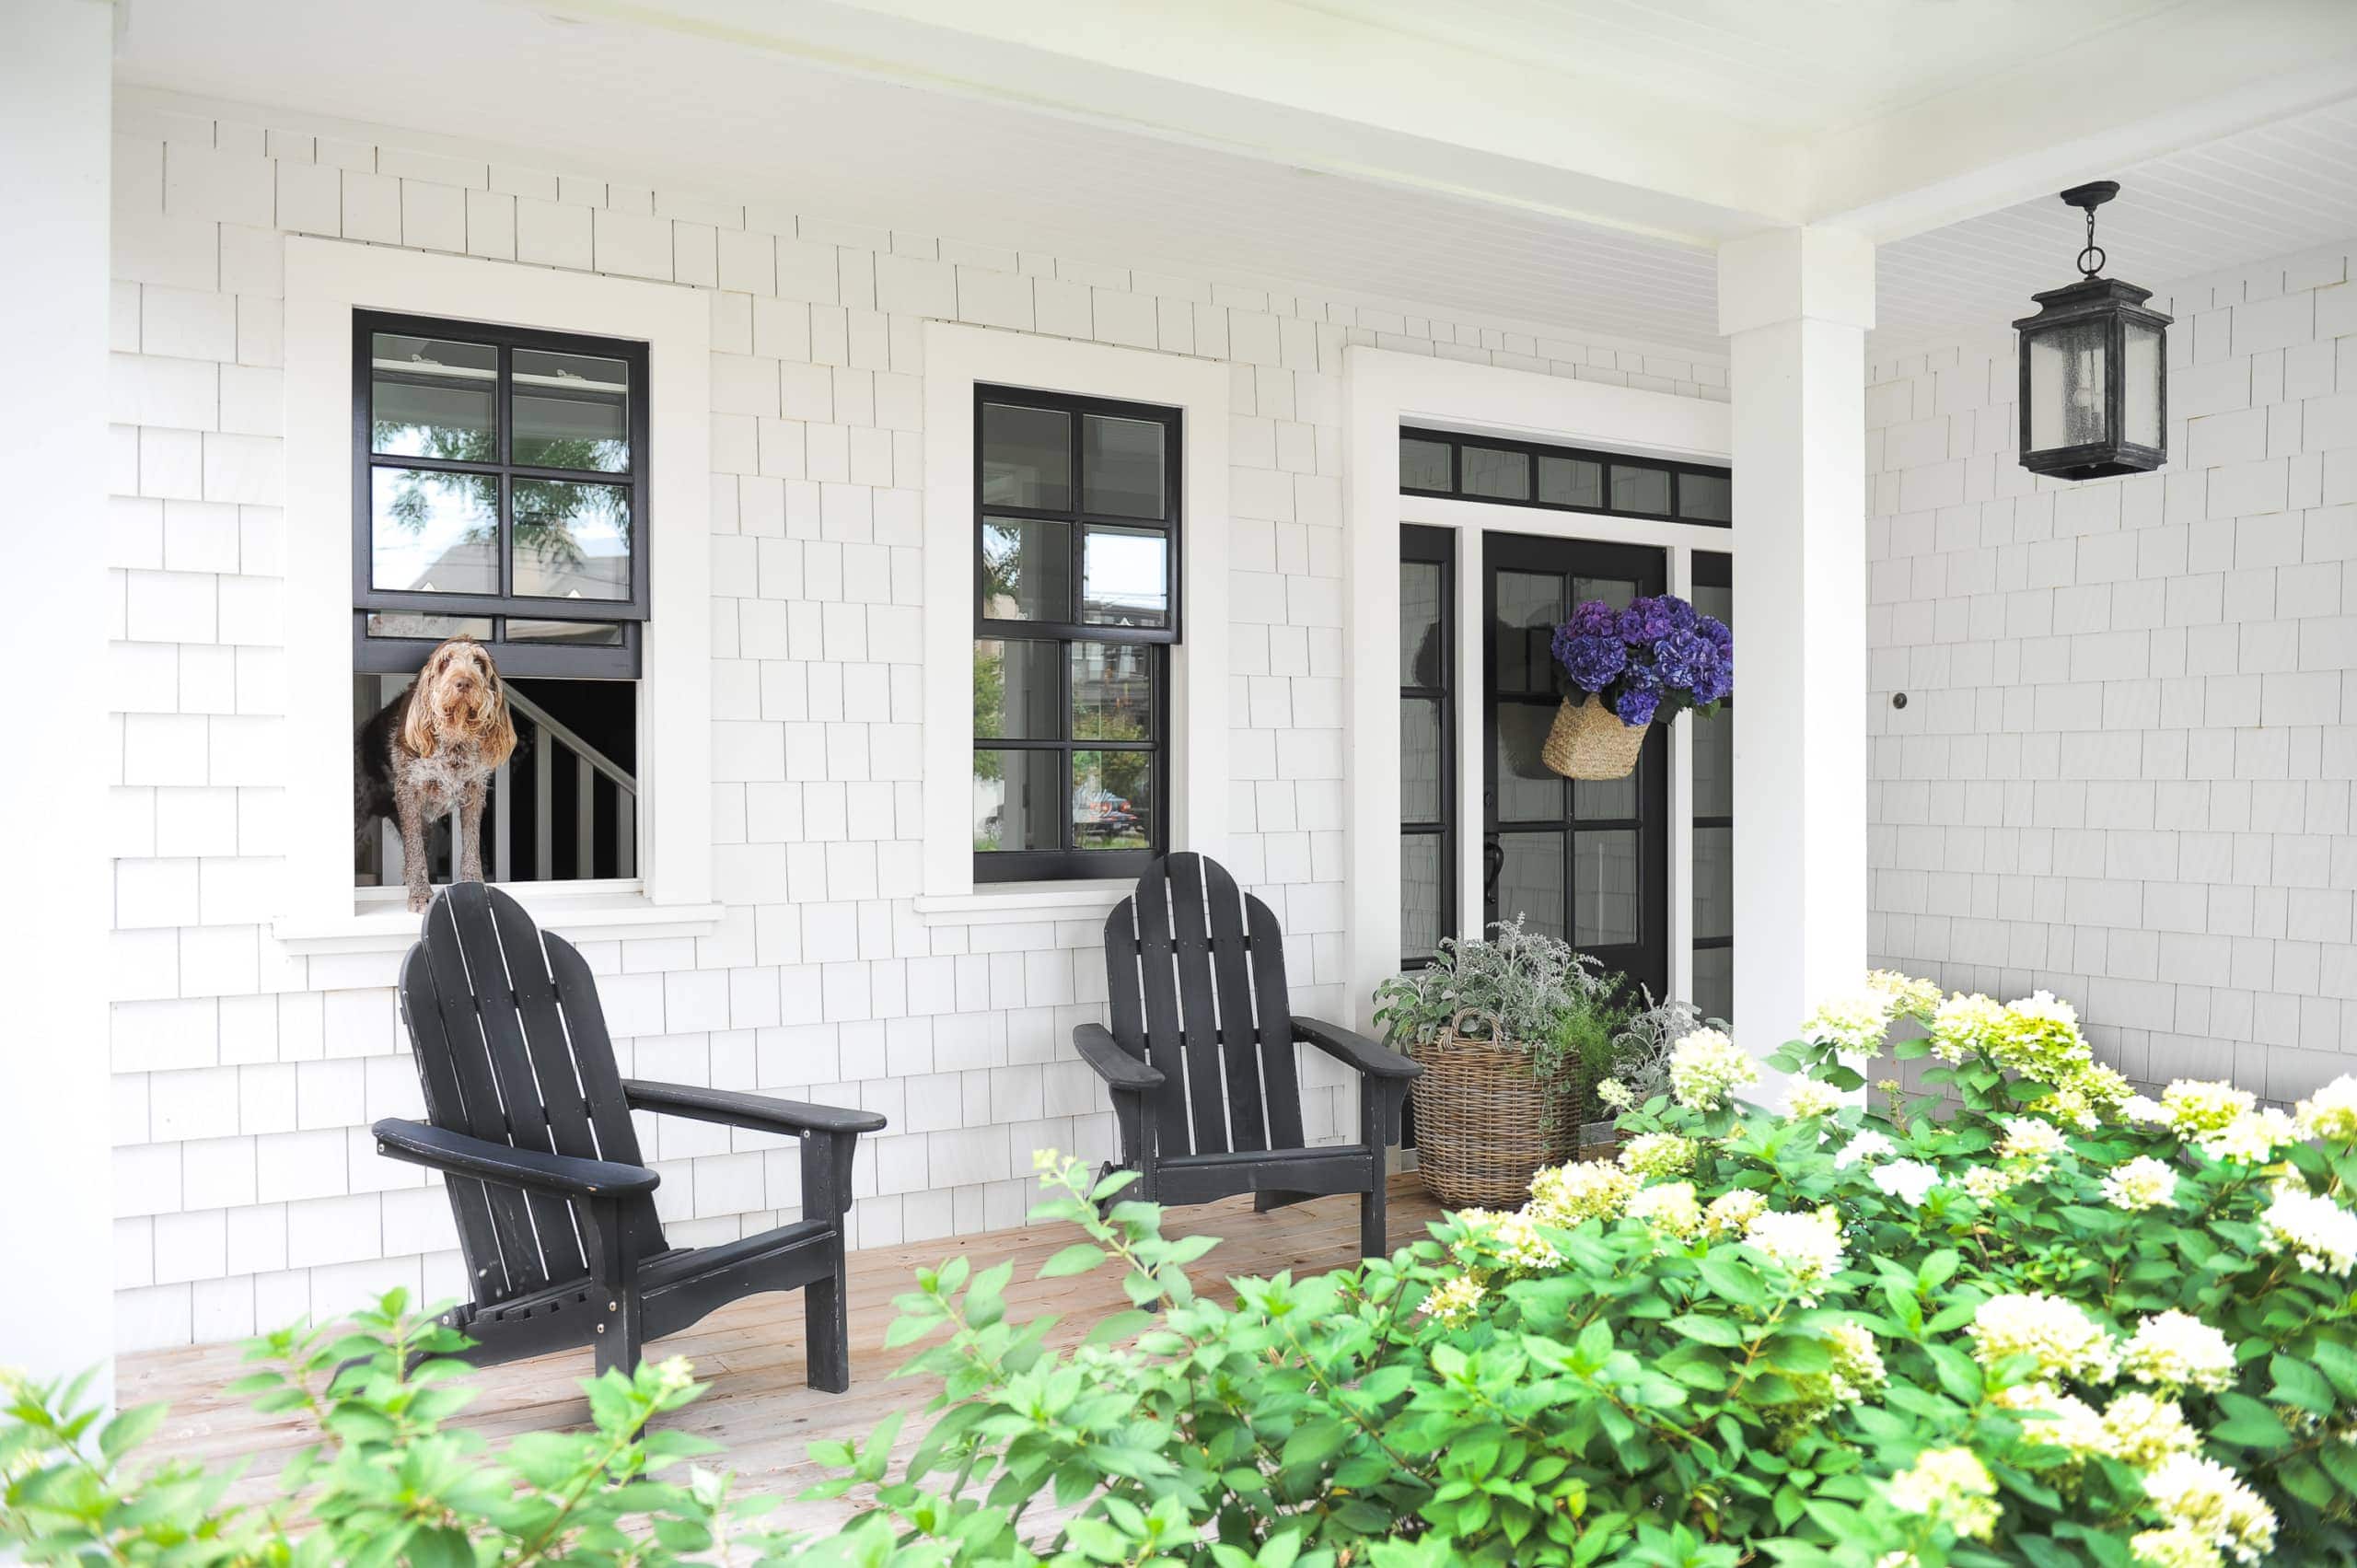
[1540,693,1647,781]
[1412,1010,1590,1210]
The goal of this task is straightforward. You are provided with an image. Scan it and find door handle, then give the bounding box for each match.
[1482,838,1504,904]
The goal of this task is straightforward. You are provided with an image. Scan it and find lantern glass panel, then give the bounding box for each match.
[2028,318,2109,453]
[2123,321,2162,449]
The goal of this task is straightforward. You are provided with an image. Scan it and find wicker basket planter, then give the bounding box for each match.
[1541,694,1647,781]
[1412,1010,1586,1210]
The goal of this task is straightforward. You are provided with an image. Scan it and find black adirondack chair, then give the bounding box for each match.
[371,882,885,1390]
[1077,853,1422,1258]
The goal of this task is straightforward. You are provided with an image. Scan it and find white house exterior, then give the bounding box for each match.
[6,0,2357,1376]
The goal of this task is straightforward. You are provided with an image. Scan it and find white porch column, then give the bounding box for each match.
[1717,228,1874,1070]
[0,0,116,1387]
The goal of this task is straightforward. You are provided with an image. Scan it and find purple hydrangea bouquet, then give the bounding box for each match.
[1541,594,1733,777]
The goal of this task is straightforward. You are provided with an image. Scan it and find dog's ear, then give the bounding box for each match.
[399,667,439,758]
[478,652,517,770]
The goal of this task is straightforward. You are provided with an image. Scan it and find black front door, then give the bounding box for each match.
[1482,532,1668,1000]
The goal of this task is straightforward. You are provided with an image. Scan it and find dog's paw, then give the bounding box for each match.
[407,891,432,913]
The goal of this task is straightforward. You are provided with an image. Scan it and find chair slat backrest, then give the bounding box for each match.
[399,883,667,1304]
[1101,854,1301,1157]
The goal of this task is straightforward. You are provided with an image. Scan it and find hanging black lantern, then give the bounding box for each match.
[2013,181,2172,481]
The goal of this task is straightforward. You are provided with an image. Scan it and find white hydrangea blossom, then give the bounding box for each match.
[2295,1075,2357,1143]
[1832,1129,1897,1169]
[1619,1132,1699,1179]
[1871,1158,1940,1209]
[2099,1390,2202,1469]
[2196,1108,2299,1165]
[1595,1076,1636,1112]
[1826,1320,1887,1405]
[1525,1160,1639,1228]
[2130,1527,2224,1568]
[2160,1080,2254,1140]
[1928,992,2005,1063]
[1803,992,1894,1059]
[2121,1311,2237,1394]
[1701,1187,1768,1240]
[2103,1156,2178,1213]
[1742,1206,1846,1305]
[1962,1164,2018,1202]
[1626,1179,1704,1241]
[2257,1183,2357,1277]
[1783,1079,1843,1118]
[1966,1292,2119,1384]
[2123,1094,2167,1127]
[2140,1453,2279,1565]
[1995,1382,2106,1457]
[1886,1446,2000,1542]
[1998,1116,2072,1172]
[1424,1273,1485,1325]
[1668,1028,1758,1111]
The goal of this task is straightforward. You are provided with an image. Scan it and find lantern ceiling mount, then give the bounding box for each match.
[2013,178,2171,483]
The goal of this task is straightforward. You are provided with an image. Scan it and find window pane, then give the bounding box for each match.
[1495,830,1565,942]
[512,348,631,471]
[1074,749,1152,851]
[974,638,1061,740]
[1461,446,1530,500]
[506,619,625,646]
[1610,464,1671,515]
[513,479,632,600]
[980,516,1071,621]
[1080,524,1168,627]
[1694,946,1733,1024]
[1680,472,1731,521]
[1401,696,1444,822]
[974,749,1060,853]
[2124,322,2162,448]
[1537,454,1601,508]
[981,403,1071,510]
[1072,642,1154,740]
[1400,560,1445,687]
[2027,319,2108,452]
[364,611,494,641]
[1573,771,1635,821]
[1495,702,1562,822]
[1399,436,1451,491]
[1493,568,1563,696]
[1693,709,1732,818]
[1402,835,1445,963]
[371,467,499,594]
[1081,414,1166,518]
[1695,825,1733,941]
[1574,829,1641,947]
[370,332,496,460]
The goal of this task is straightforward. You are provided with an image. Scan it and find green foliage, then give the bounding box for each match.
[1373,916,1621,1089]
[0,1291,795,1566]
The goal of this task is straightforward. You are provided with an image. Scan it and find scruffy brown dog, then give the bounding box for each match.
[356,636,517,912]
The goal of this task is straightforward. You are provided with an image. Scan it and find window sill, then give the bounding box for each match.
[273,882,726,955]
[912,879,1134,928]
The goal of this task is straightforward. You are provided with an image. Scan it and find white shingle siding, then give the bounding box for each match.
[1869,238,2357,1109]
[103,97,1727,1350]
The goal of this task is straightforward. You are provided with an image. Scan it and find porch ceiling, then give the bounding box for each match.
[115,0,2357,356]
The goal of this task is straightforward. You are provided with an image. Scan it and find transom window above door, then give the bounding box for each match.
[1400,426,1731,527]
[354,310,650,678]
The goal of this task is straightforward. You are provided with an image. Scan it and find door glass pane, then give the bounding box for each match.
[364,611,494,641]
[1079,525,1168,627]
[1072,642,1153,740]
[980,516,1071,621]
[2027,319,2108,452]
[974,749,1060,852]
[1694,946,1733,1024]
[1493,568,1563,696]
[1538,455,1601,508]
[1461,446,1530,500]
[506,619,625,646]
[1695,825,1733,941]
[370,332,496,460]
[1401,697,1444,821]
[974,638,1061,739]
[1680,472,1731,522]
[1400,561,1444,686]
[1573,771,1636,820]
[1610,464,1672,515]
[1402,836,1444,963]
[1074,750,1152,851]
[1081,414,1165,518]
[513,479,632,599]
[981,403,1071,509]
[2123,322,2162,448]
[1399,436,1451,491]
[1495,831,1565,942]
[1692,709,1733,818]
[1572,575,1638,613]
[1575,829,1641,947]
[371,467,499,594]
[1495,702,1562,822]
[513,348,631,471]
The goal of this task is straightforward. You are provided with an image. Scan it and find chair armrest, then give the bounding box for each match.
[371,1119,660,1198]
[622,1079,887,1138]
[1074,1023,1164,1092]
[1293,1016,1423,1081]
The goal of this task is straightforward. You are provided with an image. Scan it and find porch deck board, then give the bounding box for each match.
[120,1175,1443,1535]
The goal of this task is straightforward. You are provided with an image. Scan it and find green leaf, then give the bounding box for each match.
[1039,1244,1108,1279]
[1666,1314,1747,1347]
[97,1402,167,1461]
[2211,1391,2293,1452]
[2270,1354,2336,1416]
[1917,1249,1959,1292]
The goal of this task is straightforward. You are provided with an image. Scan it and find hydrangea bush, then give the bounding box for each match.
[1549,592,1733,726]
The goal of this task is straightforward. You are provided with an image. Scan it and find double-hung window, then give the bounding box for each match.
[970,386,1179,882]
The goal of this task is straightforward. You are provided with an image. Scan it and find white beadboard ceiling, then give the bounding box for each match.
[116,0,2355,356]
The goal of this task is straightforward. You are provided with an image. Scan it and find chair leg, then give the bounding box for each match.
[595,1287,644,1377]
[1360,1163,1389,1260]
[805,1256,851,1393]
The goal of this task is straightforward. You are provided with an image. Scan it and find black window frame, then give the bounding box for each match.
[1399,524,1455,968]
[1690,552,1734,1014]
[1399,426,1733,528]
[972,384,1180,884]
[353,309,651,679]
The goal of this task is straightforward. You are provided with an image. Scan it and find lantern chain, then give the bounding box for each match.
[2077,203,2106,280]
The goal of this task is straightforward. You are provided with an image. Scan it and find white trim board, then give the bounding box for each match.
[918,322,1229,916]
[276,238,713,948]
[1344,346,1734,1027]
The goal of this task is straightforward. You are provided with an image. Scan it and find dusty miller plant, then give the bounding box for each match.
[1373,915,1614,1086]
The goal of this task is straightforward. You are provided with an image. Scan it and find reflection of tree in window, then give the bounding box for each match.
[378,426,625,582]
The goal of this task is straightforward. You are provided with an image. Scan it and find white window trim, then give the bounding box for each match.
[274,237,716,953]
[1344,345,1733,1028]
[917,322,1228,925]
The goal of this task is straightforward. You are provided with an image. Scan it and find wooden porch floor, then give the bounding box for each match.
[121,1175,1442,1536]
